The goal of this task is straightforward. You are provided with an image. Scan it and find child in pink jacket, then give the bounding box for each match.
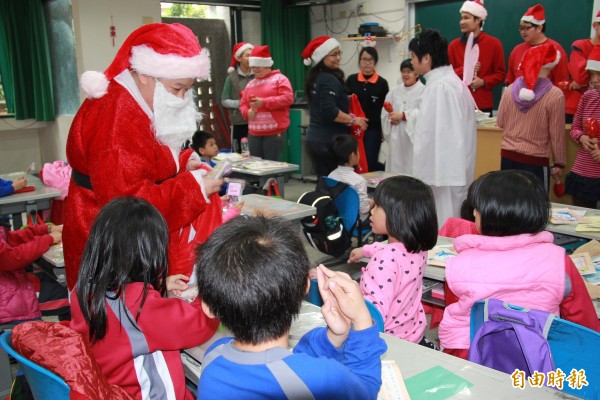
[439,170,600,360]
[348,176,438,346]
[239,45,293,161]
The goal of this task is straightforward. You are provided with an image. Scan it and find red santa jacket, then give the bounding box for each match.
[64,81,210,290]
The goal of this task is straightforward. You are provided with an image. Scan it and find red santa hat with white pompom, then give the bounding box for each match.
[80,23,210,99]
[460,0,487,21]
[521,4,545,26]
[227,42,254,73]
[518,42,560,101]
[301,36,341,67]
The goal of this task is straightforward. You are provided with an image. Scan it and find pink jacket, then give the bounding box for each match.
[239,70,293,136]
[439,231,565,350]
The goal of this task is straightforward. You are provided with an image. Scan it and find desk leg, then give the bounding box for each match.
[276,175,285,198]
[11,213,23,230]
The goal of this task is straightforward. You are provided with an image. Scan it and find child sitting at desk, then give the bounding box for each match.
[189,130,219,167]
[0,176,28,197]
[328,134,372,222]
[348,176,438,348]
[196,216,387,399]
[70,197,219,399]
[439,170,600,360]
[0,221,63,324]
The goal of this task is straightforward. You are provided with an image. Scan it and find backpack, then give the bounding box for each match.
[297,178,351,257]
[468,298,556,377]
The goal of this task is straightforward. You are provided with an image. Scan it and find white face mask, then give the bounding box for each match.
[152,80,201,150]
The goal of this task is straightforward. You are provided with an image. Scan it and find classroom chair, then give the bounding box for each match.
[469,299,600,400]
[305,280,385,333]
[0,331,70,399]
[322,177,372,247]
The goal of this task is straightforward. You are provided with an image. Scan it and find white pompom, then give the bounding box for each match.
[519,88,535,102]
[227,66,235,73]
[303,58,312,67]
[80,71,109,99]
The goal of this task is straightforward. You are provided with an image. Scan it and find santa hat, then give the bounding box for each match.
[460,0,487,21]
[227,42,254,73]
[80,23,210,99]
[518,43,560,101]
[594,9,600,23]
[521,4,545,26]
[249,45,274,68]
[302,36,341,67]
[586,44,600,72]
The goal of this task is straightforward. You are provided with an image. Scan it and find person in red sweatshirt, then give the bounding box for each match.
[239,45,294,161]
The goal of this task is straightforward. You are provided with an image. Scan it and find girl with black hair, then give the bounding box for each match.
[70,197,218,400]
[348,176,438,347]
[439,170,600,360]
[347,46,389,171]
[302,36,368,176]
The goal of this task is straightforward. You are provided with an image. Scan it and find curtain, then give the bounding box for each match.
[260,1,310,95]
[0,0,55,121]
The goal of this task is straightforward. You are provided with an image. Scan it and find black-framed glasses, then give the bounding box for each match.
[518,25,536,32]
[360,58,375,63]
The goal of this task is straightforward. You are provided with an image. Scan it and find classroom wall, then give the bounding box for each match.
[309,0,408,87]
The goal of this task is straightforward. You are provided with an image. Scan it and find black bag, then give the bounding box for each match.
[297,178,351,257]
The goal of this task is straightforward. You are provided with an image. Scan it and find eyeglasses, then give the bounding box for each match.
[518,25,536,32]
[360,58,375,63]
[328,51,342,58]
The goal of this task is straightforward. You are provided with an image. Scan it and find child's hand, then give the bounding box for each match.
[317,266,351,346]
[308,268,318,280]
[250,96,263,109]
[204,177,224,196]
[221,195,230,202]
[580,135,597,153]
[247,109,257,120]
[12,177,27,191]
[49,224,63,234]
[591,147,600,163]
[347,247,364,263]
[166,274,189,298]
[317,265,372,340]
[50,231,62,244]
[234,201,245,211]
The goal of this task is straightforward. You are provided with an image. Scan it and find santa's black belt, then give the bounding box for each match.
[71,169,92,191]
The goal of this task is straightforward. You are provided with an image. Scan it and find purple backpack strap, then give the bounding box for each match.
[469,298,556,376]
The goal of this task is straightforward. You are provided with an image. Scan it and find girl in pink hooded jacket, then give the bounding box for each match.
[439,170,600,359]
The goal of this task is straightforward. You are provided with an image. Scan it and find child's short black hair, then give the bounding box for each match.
[468,170,549,236]
[408,28,450,69]
[373,176,438,253]
[196,216,309,345]
[400,58,414,71]
[332,134,358,165]
[190,130,215,154]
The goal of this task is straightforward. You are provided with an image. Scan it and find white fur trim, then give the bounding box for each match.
[519,88,535,101]
[227,66,235,73]
[131,44,211,80]
[190,169,210,203]
[595,16,600,23]
[460,1,487,20]
[235,43,254,59]
[304,58,312,66]
[310,38,341,66]
[249,57,273,67]
[80,71,110,99]
[521,15,544,25]
[587,59,600,72]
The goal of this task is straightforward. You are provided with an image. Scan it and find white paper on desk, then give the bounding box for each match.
[378,360,411,400]
[550,208,587,225]
[427,245,457,267]
[243,161,288,170]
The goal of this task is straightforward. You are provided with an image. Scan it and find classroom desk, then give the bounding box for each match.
[0,172,61,229]
[240,194,315,221]
[183,302,574,399]
[35,243,66,286]
[547,202,600,241]
[229,159,299,198]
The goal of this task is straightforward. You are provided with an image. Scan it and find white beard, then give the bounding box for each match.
[152,81,201,150]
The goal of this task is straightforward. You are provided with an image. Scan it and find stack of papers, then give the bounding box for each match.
[573,240,600,285]
[213,152,244,162]
[550,208,586,225]
[243,161,289,170]
[576,216,600,232]
[427,245,457,267]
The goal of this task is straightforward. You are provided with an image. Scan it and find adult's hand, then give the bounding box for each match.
[204,177,224,196]
[354,117,368,131]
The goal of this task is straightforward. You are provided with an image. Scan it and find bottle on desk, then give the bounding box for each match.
[240,137,250,158]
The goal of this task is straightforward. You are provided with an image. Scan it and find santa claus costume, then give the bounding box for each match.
[64,23,221,290]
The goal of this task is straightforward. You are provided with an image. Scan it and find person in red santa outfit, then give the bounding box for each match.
[448,0,506,115]
[506,4,569,88]
[64,23,224,291]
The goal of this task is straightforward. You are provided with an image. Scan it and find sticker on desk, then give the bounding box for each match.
[378,360,411,400]
[427,245,457,267]
[569,252,596,276]
[550,208,586,225]
[576,216,600,232]
[405,365,473,400]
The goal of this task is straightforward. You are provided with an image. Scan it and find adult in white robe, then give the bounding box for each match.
[380,65,425,174]
[408,29,477,227]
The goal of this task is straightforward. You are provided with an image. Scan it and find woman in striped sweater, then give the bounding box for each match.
[565,44,600,209]
[497,43,566,193]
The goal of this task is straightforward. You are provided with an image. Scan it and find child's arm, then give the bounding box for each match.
[1,226,55,271]
[359,248,400,320]
[560,255,600,332]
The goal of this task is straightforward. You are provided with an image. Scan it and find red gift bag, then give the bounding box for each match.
[349,94,369,173]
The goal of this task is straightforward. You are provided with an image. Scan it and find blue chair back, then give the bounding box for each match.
[0,331,70,399]
[470,300,600,399]
[365,300,385,333]
[322,177,359,234]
